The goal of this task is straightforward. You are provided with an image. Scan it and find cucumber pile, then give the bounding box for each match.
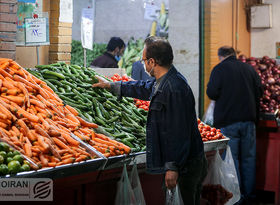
[27,63,148,152]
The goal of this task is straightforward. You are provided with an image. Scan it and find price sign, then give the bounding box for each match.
[25,17,47,44]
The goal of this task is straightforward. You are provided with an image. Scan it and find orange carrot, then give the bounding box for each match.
[34,125,55,145]
[47,128,61,137]
[36,94,52,107]
[24,143,32,157]
[31,146,41,153]
[14,105,39,122]
[53,137,72,152]
[61,154,73,160]
[74,131,90,142]
[0,102,12,119]
[6,88,21,95]
[1,87,8,93]
[16,82,30,107]
[76,116,98,128]
[78,128,93,135]
[37,134,50,153]
[47,162,56,167]
[12,126,20,136]
[0,64,13,78]
[57,149,69,155]
[2,95,25,105]
[75,155,88,162]
[103,153,110,158]
[50,105,65,118]
[0,122,8,129]
[0,113,7,120]
[39,153,49,167]
[65,105,79,116]
[30,99,45,109]
[17,119,36,141]
[13,74,40,90]
[71,147,90,157]
[61,133,80,146]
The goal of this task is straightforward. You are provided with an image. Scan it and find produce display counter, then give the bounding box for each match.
[256,112,280,204]
[0,139,229,205]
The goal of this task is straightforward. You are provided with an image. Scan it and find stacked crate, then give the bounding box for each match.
[49,0,72,64]
[0,0,17,60]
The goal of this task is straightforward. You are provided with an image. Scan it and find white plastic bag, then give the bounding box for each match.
[129,163,146,205]
[115,164,137,205]
[221,146,241,204]
[203,100,215,126]
[165,185,184,205]
[202,146,240,205]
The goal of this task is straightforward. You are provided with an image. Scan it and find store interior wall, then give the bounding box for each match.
[16,0,50,68]
[72,0,93,42]
[169,0,200,113]
[72,0,168,43]
[251,0,279,58]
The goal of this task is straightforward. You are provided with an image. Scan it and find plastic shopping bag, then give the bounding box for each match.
[129,163,146,205]
[202,146,240,205]
[203,100,215,126]
[115,164,137,205]
[165,185,184,205]
[220,146,241,204]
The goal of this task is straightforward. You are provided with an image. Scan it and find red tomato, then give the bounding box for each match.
[210,128,216,133]
[205,125,211,131]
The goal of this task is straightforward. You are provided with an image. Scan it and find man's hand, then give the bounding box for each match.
[165,170,178,189]
[92,76,111,89]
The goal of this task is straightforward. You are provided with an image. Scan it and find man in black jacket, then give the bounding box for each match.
[207,46,263,204]
[91,37,125,68]
[94,36,207,205]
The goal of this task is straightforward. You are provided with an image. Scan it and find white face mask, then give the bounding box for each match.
[143,61,154,77]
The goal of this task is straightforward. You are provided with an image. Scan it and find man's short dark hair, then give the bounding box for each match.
[218,46,236,57]
[107,37,125,52]
[144,36,173,68]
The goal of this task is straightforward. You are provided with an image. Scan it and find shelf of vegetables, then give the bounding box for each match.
[0,59,230,180]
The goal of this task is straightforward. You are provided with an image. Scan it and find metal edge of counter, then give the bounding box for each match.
[0,139,229,179]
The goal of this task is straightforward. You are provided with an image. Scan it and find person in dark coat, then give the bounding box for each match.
[91,37,125,68]
[207,46,263,205]
[131,60,154,81]
[93,36,207,205]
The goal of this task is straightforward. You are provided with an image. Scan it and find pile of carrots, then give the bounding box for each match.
[0,58,131,169]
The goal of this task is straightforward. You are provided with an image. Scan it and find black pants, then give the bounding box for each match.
[164,155,208,205]
[179,155,208,205]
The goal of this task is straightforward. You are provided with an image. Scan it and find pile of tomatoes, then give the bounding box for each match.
[134,99,150,111]
[110,73,130,82]
[197,119,225,141]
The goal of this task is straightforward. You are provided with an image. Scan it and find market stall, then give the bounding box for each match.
[238,55,280,204]
[0,59,230,204]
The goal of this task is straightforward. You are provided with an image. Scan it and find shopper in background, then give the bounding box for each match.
[90,37,125,68]
[131,60,154,81]
[207,46,263,205]
[93,36,207,205]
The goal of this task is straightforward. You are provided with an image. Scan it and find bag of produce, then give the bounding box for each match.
[165,185,184,205]
[202,146,240,205]
[129,163,146,205]
[115,164,137,205]
[203,100,215,126]
[220,146,241,204]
